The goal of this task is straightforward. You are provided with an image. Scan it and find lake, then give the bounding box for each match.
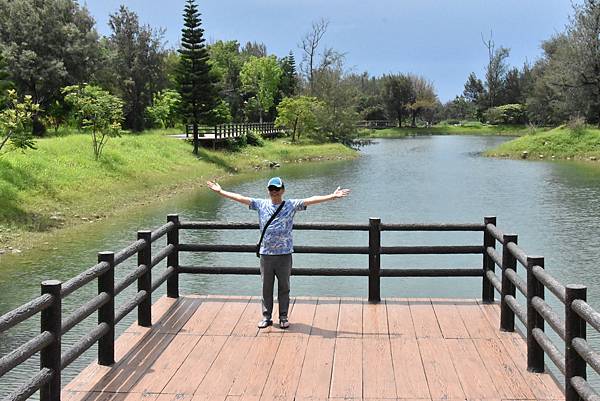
[2,135,600,396]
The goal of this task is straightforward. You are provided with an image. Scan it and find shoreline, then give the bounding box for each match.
[0,132,357,257]
[360,124,544,138]
[482,126,600,162]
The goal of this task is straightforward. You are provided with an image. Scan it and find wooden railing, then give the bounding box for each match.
[185,123,284,149]
[0,215,599,401]
[356,120,397,129]
[0,215,180,401]
[483,221,599,401]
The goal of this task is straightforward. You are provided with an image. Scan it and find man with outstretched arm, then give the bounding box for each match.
[206,177,350,329]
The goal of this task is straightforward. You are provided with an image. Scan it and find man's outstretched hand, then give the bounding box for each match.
[333,187,350,198]
[206,180,222,193]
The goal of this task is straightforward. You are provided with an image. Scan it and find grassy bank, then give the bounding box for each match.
[361,123,549,138]
[484,127,600,161]
[0,129,356,253]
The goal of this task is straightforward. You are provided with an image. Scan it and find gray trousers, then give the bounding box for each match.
[259,254,292,319]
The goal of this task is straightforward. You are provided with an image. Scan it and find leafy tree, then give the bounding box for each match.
[241,41,267,59]
[345,72,386,120]
[63,85,124,160]
[502,67,525,105]
[526,34,579,125]
[311,60,360,145]
[315,99,359,145]
[0,90,40,155]
[382,74,415,127]
[146,89,182,128]
[104,6,167,132]
[463,73,487,120]
[240,56,282,122]
[566,0,600,125]
[441,96,476,121]
[206,99,232,125]
[359,102,387,120]
[0,0,100,133]
[463,72,485,103]
[208,40,244,120]
[275,96,323,142]
[176,0,219,154]
[162,50,181,89]
[408,75,438,127]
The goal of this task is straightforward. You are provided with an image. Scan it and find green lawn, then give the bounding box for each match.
[485,126,600,160]
[361,123,548,137]
[0,129,356,250]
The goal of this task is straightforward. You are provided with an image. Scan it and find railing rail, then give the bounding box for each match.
[482,222,600,401]
[2,214,600,401]
[185,122,285,149]
[356,120,397,129]
[0,214,179,401]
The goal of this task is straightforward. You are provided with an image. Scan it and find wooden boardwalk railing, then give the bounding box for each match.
[356,120,397,129]
[0,216,598,401]
[185,123,284,150]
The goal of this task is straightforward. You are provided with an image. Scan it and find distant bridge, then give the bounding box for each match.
[184,122,284,149]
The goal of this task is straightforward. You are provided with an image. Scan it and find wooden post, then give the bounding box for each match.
[482,216,496,303]
[368,217,381,303]
[137,230,152,327]
[193,123,199,155]
[40,280,62,401]
[501,234,518,331]
[565,284,587,401]
[213,125,217,150]
[526,255,545,372]
[98,251,115,365]
[167,214,180,298]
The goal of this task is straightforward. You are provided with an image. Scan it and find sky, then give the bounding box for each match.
[83,0,575,103]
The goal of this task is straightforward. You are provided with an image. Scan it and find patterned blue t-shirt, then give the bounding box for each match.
[249,198,307,255]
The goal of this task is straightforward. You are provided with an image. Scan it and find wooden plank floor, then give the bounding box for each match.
[63,296,564,401]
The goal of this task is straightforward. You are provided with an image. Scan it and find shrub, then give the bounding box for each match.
[246,130,264,146]
[484,104,527,125]
[145,90,181,129]
[527,122,538,135]
[0,90,40,155]
[63,85,124,160]
[567,115,586,135]
[223,133,247,151]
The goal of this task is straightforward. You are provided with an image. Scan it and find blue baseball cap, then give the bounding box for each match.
[267,177,284,188]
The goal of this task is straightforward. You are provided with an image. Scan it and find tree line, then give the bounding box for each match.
[1,0,598,159]
[0,0,443,156]
[442,0,600,127]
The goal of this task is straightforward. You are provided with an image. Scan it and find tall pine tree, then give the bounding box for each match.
[279,51,298,98]
[176,0,218,154]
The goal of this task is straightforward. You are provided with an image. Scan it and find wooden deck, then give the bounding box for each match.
[63,296,564,401]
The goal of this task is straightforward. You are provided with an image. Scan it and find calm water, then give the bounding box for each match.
[2,135,600,397]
